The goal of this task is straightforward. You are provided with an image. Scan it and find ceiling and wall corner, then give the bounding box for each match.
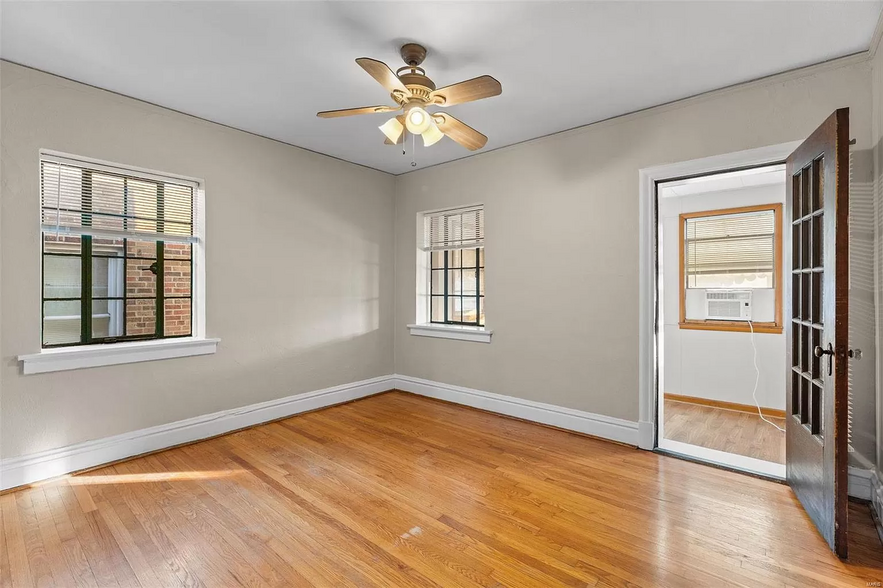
[1,1,880,175]
[871,7,883,60]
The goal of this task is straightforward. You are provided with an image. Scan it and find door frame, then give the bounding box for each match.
[636,141,802,452]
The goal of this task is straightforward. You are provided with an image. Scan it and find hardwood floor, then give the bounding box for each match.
[2,391,881,587]
[663,398,786,464]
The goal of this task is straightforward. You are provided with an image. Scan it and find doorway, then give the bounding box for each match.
[639,111,854,557]
[655,164,787,478]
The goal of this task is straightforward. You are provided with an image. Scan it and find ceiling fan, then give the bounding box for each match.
[317,43,502,151]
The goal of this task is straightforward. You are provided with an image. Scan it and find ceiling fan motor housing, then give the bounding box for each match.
[394,44,436,104]
[400,43,427,67]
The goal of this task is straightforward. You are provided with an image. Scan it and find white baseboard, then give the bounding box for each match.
[0,374,641,491]
[638,421,655,450]
[393,374,639,446]
[0,375,395,491]
[847,466,882,501]
[9,372,866,501]
[872,470,883,524]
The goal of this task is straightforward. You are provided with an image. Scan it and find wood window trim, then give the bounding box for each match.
[678,202,783,335]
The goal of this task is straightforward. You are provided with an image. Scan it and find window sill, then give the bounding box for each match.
[407,324,492,343]
[679,321,782,334]
[18,337,220,375]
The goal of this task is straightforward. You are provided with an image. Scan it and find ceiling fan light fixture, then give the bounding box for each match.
[379,117,404,144]
[405,107,431,134]
[421,122,444,147]
[318,44,501,153]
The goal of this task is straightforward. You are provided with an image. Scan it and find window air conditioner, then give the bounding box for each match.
[705,289,752,321]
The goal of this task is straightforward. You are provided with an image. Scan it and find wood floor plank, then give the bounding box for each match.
[164,446,338,587]
[279,410,648,586]
[0,494,12,588]
[118,456,248,588]
[54,483,122,587]
[219,437,445,588]
[253,423,569,588]
[2,391,882,588]
[14,491,54,587]
[106,461,208,588]
[90,483,171,588]
[42,485,100,588]
[27,489,76,588]
[182,450,385,588]
[318,401,769,587]
[2,492,33,587]
[663,399,786,463]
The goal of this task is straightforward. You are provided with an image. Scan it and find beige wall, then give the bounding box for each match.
[0,61,395,460]
[1,53,878,463]
[394,57,873,424]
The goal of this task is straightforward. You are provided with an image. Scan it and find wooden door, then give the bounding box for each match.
[785,108,850,558]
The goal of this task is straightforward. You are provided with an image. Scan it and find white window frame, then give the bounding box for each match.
[19,150,218,374]
[408,204,492,343]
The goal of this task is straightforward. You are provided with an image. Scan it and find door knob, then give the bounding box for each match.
[848,348,863,360]
[814,343,834,376]
[813,344,833,358]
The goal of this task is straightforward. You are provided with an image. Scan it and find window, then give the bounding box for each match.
[430,248,485,326]
[40,154,197,348]
[419,205,486,330]
[679,203,783,333]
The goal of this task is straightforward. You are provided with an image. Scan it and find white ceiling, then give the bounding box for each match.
[2,2,881,175]
[659,165,786,198]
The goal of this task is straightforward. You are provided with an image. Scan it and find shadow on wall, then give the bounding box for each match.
[5,192,390,459]
[205,174,387,346]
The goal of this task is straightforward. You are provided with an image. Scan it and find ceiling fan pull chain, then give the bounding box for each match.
[411,132,417,167]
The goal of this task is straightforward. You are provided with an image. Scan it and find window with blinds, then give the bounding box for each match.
[41,156,195,242]
[422,206,484,251]
[421,206,485,327]
[40,154,197,348]
[684,209,776,289]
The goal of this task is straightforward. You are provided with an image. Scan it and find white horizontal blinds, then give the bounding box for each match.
[40,157,195,243]
[423,206,484,251]
[684,209,776,278]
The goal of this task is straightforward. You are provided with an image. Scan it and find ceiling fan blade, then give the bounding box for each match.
[356,58,411,96]
[317,105,400,118]
[433,113,488,151]
[430,75,502,107]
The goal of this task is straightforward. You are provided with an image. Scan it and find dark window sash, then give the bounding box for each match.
[429,247,484,327]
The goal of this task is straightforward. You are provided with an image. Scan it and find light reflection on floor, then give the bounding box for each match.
[63,469,244,485]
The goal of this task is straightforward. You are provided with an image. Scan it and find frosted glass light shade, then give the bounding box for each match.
[422,122,444,147]
[405,107,432,134]
[379,117,404,144]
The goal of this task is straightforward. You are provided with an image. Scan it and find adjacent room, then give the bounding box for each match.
[2,2,883,586]
[657,165,788,475]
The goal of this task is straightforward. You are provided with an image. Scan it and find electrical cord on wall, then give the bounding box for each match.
[748,320,785,433]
